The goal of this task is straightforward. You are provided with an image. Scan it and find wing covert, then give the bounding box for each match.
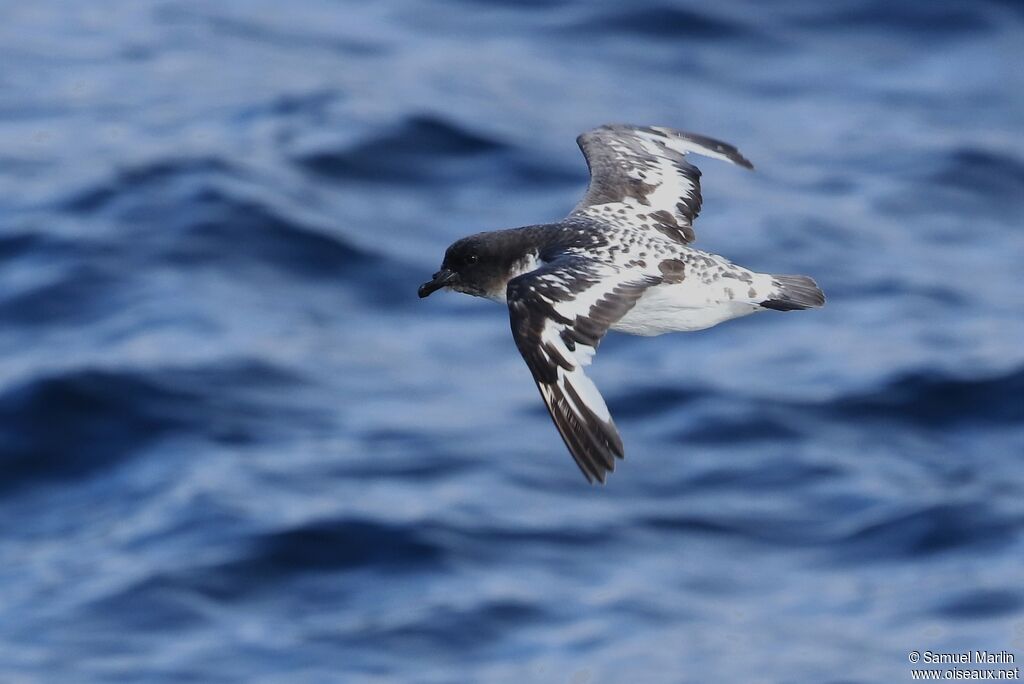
[572,124,753,244]
[506,256,658,483]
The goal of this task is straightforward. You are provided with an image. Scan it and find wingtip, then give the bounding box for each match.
[583,466,608,486]
[709,139,754,170]
[580,448,623,485]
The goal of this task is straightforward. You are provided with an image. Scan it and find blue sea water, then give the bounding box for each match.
[1,1,1022,681]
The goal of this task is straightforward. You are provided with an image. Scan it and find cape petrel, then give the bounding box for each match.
[419,124,824,484]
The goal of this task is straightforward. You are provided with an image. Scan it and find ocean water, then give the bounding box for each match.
[1,1,1022,682]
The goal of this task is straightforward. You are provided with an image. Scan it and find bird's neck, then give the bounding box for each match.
[477,226,552,302]
[497,223,560,261]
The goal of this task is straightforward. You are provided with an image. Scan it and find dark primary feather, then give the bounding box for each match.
[507,256,658,483]
[572,124,753,245]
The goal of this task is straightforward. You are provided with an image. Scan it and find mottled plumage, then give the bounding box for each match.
[419,124,824,484]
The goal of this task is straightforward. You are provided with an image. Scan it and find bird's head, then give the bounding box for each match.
[419,232,530,300]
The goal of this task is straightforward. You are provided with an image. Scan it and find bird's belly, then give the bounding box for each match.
[613,283,760,336]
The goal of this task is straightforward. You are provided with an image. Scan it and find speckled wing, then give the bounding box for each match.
[507,256,659,483]
[572,124,753,244]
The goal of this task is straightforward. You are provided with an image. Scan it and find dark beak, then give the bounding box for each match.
[418,269,456,298]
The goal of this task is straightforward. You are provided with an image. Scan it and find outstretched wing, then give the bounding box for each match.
[507,256,659,483]
[572,124,753,244]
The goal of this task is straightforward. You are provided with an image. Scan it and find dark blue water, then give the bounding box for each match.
[1,1,1023,681]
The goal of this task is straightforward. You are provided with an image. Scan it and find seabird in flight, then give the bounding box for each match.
[419,125,824,483]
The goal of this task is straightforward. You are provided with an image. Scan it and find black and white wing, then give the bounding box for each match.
[572,124,753,244]
[507,256,659,483]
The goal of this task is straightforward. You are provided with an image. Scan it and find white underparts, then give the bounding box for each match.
[613,271,773,335]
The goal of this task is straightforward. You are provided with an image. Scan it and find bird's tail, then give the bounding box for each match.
[760,275,825,311]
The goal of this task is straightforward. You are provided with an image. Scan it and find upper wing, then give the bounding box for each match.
[507,256,659,483]
[572,124,753,244]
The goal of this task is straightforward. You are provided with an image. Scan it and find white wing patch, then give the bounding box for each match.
[507,256,658,483]
[572,124,753,244]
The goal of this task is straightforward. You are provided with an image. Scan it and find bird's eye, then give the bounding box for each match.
[467,254,479,264]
